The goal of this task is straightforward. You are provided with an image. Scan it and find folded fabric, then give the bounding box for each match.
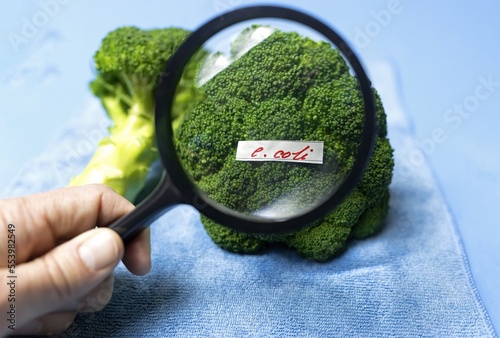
[2,64,495,337]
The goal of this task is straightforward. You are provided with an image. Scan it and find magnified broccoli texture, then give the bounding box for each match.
[69,26,199,202]
[177,27,394,261]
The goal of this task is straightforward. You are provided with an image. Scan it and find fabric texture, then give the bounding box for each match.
[2,66,496,337]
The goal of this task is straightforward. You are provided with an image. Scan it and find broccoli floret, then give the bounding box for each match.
[177,27,394,261]
[69,26,198,202]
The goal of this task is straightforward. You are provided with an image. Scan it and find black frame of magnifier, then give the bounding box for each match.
[153,5,376,235]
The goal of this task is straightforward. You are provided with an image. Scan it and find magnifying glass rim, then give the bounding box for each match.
[155,5,376,234]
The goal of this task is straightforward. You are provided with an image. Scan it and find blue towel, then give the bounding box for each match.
[2,64,495,337]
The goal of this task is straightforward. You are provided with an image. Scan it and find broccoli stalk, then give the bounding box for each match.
[176,27,394,261]
[69,26,193,202]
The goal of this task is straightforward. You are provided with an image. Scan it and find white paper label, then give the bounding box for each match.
[236,140,324,164]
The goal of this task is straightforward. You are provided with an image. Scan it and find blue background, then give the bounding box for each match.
[1,0,499,334]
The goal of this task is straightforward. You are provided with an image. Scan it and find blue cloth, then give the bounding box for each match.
[2,67,496,337]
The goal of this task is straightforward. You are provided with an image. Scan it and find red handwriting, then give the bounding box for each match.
[237,140,323,164]
[252,145,313,161]
[251,147,265,158]
[291,145,311,161]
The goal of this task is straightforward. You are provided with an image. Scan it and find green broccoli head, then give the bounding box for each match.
[176,27,394,261]
[69,26,198,202]
[91,26,193,123]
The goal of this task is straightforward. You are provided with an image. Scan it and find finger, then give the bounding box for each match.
[0,184,134,264]
[122,227,152,275]
[13,312,77,336]
[14,275,115,335]
[58,274,114,313]
[77,274,114,313]
[14,228,124,330]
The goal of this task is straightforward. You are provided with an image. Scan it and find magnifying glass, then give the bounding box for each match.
[109,5,376,241]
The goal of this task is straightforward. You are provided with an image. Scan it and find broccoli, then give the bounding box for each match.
[69,26,200,202]
[176,27,394,261]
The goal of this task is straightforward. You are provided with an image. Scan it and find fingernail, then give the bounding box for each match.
[79,231,120,271]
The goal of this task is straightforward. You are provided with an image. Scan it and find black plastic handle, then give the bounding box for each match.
[108,169,183,243]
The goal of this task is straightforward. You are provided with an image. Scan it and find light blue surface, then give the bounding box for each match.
[1,0,499,336]
[1,63,495,337]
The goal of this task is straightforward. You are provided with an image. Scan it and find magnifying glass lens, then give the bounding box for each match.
[171,19,368,223]
[106,7,376,241]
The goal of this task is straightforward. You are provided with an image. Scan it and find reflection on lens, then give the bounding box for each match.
[197,25,277,86]
[174,21,365,221]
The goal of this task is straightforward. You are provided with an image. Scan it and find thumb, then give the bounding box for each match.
[16,228,124,327]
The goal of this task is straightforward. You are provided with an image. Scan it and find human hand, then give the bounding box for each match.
[0,185,151,336]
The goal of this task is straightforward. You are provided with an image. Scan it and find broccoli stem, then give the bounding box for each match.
[101,96,127,127]
[69,93,158,202]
